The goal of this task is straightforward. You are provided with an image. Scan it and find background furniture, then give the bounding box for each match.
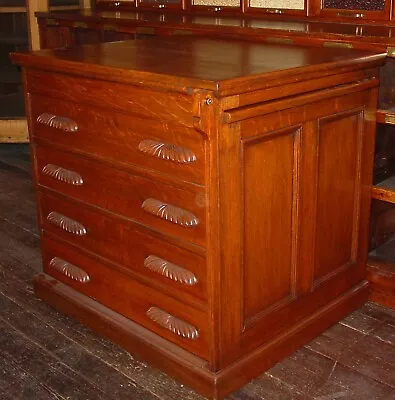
[0,0,88,143]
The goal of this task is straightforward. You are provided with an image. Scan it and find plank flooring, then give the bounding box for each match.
[0,143,394,400]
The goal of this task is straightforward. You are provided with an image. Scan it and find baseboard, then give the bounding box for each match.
[34,273,369,399]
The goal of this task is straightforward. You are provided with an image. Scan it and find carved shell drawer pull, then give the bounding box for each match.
[37,113,78,132]
[138,140,196,164]
[141,198,199,227]
[144,255,198,285]
[49,257,90,283]
[47,211,87,235]
[146,306,199,340]
[42,164,84,186]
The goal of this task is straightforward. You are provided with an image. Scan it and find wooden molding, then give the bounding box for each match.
[34,274,368,399]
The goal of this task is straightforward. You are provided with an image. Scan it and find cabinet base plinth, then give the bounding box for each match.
[34,273,369,400]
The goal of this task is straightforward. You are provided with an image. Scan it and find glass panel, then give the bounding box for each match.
[193,0,240,7]
[138,0,180,3]
[250,0,304,10]
[97,0,133,2]
[323,0,385,11]
[370,201,395,262]
[49,0,79,5]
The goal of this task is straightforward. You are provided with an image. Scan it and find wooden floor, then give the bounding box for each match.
[0,143,394,400]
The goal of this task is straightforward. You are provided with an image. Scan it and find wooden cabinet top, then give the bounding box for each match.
[12,36,385,95]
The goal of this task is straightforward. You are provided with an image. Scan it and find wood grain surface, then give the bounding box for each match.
[0,144,394,399]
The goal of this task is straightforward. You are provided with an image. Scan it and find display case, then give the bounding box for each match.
[138,0,183,10]
[318,0,392,22]
[247,0,306,17]
[368,62,395,308]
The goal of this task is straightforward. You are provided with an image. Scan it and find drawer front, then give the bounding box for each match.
[42,234,209,359]
[38,190,207,302]
[35,145,206,247]
[29,93,205,185]
[26,69,195,127]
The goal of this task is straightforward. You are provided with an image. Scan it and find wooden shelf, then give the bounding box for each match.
[368,236,395,309]
[367,258,395,309]
[377,108,395,125]
[372,175,395,203]
[369,236,395,262]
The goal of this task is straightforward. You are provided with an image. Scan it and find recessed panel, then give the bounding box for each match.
[250,0,305,10]
[193,0,240,7]
[243,128,299,323]
[323,0,385,11]
[314,112,362,284]
[138,0,181,4]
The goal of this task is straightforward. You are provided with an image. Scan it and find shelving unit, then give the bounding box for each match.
[367,104,395,308]
[372,175,395,203]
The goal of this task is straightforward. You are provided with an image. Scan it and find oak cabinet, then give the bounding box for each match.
[12,37,385,399]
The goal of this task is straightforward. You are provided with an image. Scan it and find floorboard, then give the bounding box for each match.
[0,143,394,400]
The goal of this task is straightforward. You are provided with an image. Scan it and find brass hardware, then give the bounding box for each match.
[384,114,395,125]
[146,307,199,339]
[141,198,199,227]
[72,21,88,29]
[47,211,87,235]
[46,18,59,26]
[266,37,294,45]
[205,97,213,105]
[37,113,78,132]
[323,42,353,49]
[387,47,395,58]
[42,164,84,186]
[337,12,365,18]
[265,8,283,14]
[49,257,90,283]
[207,6,222,11]
[138,140,197,163]
[103,24,119,32]
[144,255,198,285]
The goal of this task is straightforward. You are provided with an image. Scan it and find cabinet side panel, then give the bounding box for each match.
[314,111,363,284]
[242,128,299,322]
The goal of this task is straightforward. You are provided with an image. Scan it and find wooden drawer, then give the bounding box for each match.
[38,190,207,302]
[41,234,209,359]
[26,69,196,127]
[34,145,206,247]
[29,93,206,185]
